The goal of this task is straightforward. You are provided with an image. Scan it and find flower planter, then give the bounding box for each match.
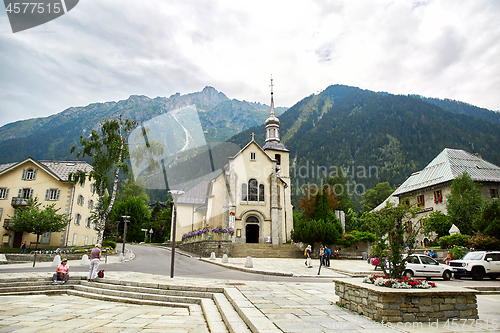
[334,278,478,323]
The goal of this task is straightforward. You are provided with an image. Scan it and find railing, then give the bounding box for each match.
[3,219,12,230]
[11,197,29,207]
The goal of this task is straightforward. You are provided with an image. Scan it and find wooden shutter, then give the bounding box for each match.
[18,188,22,197]
[56,189,60,200]
[5,188,9,199]
[21,169,26,180]
[33,169,37,179]
[45,189,50,200]
[29,189,34,198]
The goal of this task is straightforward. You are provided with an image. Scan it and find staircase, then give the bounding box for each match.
[0,277,279,333]
[230,243,303,258]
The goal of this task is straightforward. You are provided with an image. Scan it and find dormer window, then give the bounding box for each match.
[250,152,256,161]
[22,168,37,180]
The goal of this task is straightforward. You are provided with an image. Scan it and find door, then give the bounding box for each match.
[13,231,23,248]
[245,224,259,243]
[420,255,441,277]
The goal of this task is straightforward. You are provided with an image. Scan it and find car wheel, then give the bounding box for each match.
[443,270,452,281]
[404,270,413,278]
[472,268,485,281]
[490,276,497,280]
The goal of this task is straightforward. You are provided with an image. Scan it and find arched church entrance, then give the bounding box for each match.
[245,216,260,243]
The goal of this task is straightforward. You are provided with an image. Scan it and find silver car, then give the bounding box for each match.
[403,254,453,280]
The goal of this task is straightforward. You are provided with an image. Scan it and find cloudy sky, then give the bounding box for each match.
[1,0,499,127]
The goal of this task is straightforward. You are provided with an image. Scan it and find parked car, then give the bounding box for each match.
[403,254,453,280]
[448,251,500,280]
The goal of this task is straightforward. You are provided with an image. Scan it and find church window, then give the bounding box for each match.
[250,152,256,161]
[241,184,247,201]
[259,184,264,201]
[249,179,258,201]
[275,154,281,165]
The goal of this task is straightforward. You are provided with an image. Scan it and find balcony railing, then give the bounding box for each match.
[3,219,12,230]
[11,197,29,208]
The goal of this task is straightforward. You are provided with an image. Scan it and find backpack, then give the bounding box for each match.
[304,249,308,257]
[97,270,104,278]
[325,248,331,256]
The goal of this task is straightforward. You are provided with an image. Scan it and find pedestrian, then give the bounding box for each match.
[324,246,331,267]
[21,241,27,254]
[52,258,69,284]
[319,245,325,266]
[88,243,102,281]
[305,245,312,268]
[333,248,339,260]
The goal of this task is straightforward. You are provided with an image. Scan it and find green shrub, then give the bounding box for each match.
[448,245,467,259]
[102,240,117,249]
[438,233,471,248]
[340,231,377,248]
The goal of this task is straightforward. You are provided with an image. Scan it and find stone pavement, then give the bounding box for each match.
[1,253,499,332]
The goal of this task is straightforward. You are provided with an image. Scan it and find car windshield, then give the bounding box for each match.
[462,252,484,260]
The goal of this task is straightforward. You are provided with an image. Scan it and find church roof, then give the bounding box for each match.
[177,180,211,205]
[393,148,500,197]
[263,141,289,152]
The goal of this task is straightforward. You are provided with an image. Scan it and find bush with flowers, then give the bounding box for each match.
[363,274,436,289]
[182,226,234,241]
[468,233,499,250]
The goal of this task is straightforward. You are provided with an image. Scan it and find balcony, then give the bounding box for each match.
[11,197,29,208]
[3,219,13,230]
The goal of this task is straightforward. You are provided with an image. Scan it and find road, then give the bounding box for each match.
[0,244,330,283]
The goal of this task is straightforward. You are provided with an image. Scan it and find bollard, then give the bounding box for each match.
[0,254,7,262]
[124,250,131,261]
[52,254,61,267]
[119,253,124,262]
[222,254,228,263]
[245,256,253,268]
[81,254,89,266]
[210,252,216,260]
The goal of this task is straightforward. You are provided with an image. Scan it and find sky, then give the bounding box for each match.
[1,0,499,128]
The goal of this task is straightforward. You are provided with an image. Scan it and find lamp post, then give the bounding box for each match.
[121,215,130,255]
[168,190,184,278]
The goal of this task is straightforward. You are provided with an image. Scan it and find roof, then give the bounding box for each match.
[393,148,500,197]
[262,141,289,152]
[177,180,211,205]
[0,157,93,182]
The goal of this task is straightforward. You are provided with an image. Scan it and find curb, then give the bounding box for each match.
[199,258,293,277]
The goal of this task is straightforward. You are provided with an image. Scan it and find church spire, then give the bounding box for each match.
[263,76,287,152]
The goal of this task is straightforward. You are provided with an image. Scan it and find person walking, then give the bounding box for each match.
[319,245,325,266]
[88,244,102,281]
[324,246,331,267]
[52,258,69,284]
[305,245,312,268]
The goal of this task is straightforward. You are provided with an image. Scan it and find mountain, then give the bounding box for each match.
[228,85,500,202]
[0,86,286,164]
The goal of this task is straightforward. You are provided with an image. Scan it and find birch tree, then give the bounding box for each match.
[70,115,138,244]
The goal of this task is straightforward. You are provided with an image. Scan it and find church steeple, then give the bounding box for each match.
[263,76,288,152]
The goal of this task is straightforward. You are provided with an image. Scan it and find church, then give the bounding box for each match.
[173,84,293,244]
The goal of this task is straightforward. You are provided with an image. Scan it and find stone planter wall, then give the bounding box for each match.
[178,240,233,258]
[333,278,478,323]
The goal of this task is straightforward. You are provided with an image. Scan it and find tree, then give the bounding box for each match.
[10,198,67,266]
[327,173,357,231]
[70,115,138,244]
[363,201,420,278]
[110,196,151,242]
[290,214,342,247]
[117,174,150,204]
[446,172,483,235]
[150,201,172,242]
[297,186,338,221]
[423,211,452,239]
[360,182,393,214]
[474,199,500,241]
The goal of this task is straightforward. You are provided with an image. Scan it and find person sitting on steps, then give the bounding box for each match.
[52,258,69,284]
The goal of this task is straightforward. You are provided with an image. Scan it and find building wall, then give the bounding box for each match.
[0,161,98,248]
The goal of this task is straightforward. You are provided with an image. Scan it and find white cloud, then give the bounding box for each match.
[0,0,499,127]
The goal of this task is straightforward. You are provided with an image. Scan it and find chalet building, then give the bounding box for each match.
[0,157,99,249]
[173,85,293,244]
[389,148,500,246]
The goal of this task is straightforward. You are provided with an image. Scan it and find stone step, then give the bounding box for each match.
[201,298,229,333]
[212,292,252,333]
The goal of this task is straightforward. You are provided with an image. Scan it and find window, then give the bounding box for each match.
[19,188,33,199]
[22,168,37,180]
[72,233,78,246]
[92,237,96,245]
[88,199,94,210]
[94,222,99,230]
[250,152,256,161]
[0,208,3,220]
[77,195,84,206]
[85,217,91,228]
[248,179,258,201]
[275,154,281,166]
[417,194,425,207]
[491,188,499,199]
[75,213,81,225]
[259,184,265,201]
[84,236,88,246]
[41,232,51,244]
[0,188,9,200]
[241,183,247,201]
[90,183,95,194]
[434,190,442,203]
[45,189,60,201]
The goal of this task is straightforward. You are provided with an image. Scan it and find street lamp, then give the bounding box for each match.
[168,189,185,278]
[121,215,130,255]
